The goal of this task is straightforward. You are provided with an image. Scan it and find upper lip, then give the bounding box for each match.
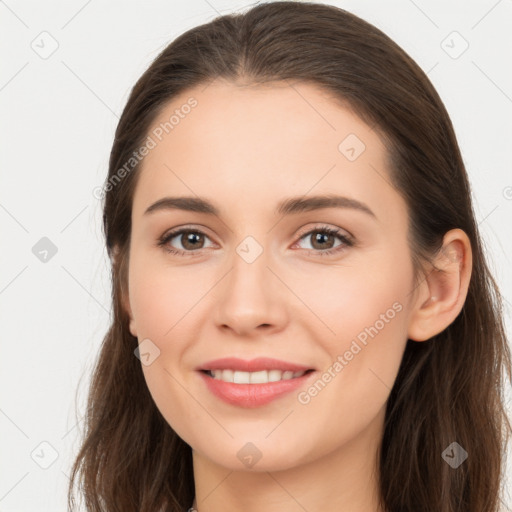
[197,357,314,373]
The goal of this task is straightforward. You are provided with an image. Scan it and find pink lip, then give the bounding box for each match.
[197,357,314,372]
[198,370,315,408]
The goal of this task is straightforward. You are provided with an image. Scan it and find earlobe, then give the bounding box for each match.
[129,320,138,338]
[123,293,138,338]
[407,229,472,342]
[120,287,138,338]
[126,305,137,338]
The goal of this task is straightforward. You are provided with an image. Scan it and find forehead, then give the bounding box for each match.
[130,79,400,224]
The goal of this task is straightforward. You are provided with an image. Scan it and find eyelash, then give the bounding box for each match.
[157,225,354,258]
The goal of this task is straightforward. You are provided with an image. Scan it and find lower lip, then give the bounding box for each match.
[198,370,315,408]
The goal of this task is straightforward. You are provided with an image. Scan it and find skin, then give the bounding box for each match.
[122,79,472,512]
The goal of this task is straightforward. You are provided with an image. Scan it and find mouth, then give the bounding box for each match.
[196,357,317,407]
[200,368,315,384]
[197,359,318,408]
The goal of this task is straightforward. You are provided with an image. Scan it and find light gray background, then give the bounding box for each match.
[1,0,511,510]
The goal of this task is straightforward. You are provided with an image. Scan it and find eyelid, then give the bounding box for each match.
[158,224,216,244]
[295,223,353,241]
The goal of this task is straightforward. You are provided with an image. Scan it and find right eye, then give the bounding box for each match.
[157,228,215,256]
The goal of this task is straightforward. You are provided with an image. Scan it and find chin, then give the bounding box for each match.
[192,436,314,473]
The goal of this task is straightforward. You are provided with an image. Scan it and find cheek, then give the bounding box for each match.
[128,251,200,339]
[296,249,412,409]
[128,256,203,442]
[294,249,412,343]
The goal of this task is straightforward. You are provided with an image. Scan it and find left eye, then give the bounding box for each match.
[294,227,353,254]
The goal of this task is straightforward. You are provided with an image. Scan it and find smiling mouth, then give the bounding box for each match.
[201,368,315,384]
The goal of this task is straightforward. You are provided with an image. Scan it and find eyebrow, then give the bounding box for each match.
[144,194,376,218]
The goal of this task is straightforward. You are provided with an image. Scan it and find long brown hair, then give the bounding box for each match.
[68,2,512,511]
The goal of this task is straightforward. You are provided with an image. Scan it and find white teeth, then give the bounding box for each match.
[209,369,307,383]
[234,371,250,384]
[249,370,268,384]
[268,370,283,382]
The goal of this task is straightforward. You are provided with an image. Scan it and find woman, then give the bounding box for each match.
[68,2,512,511]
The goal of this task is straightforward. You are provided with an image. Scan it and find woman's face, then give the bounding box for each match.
[125,79,418,471]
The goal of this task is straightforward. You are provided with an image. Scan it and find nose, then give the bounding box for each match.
[213,246,288,338]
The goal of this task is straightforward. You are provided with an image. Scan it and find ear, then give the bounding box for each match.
[112,244,138,338]
[123,290,138,339]
[407,228,472,342]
